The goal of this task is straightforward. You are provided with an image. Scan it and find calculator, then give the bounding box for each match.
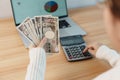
[60,35,92,61]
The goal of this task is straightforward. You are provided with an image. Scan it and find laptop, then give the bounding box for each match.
[11,0,87,47]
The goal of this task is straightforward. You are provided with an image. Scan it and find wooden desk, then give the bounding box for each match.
[0,6,112,80]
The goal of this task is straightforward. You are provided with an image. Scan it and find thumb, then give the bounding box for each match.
[38,37,47,48]
[28,44,35,50]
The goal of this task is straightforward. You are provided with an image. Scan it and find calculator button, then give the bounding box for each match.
[77,54,80,58]
[86,53,91,56]
[66,51,70,55]
[76,50,78,52]
[67,52,70,55]
[66,50,69,53]
[67,51,70,54]
[65,48,69,50]
[73,55,77,58]
[80,54,84,57]
[69,56,73,59]
[75,52,78,54]
[76,47,80,50]
[83,52,91,57]
[71,52,74,55]
[80,45,86,51]
[67,53,73,59]
[74,48,76,50]
[79,50,82,54]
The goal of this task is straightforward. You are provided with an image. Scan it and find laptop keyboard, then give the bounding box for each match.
[59,20,71,29]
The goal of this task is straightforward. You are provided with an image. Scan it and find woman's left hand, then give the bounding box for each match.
[29,37,47,49]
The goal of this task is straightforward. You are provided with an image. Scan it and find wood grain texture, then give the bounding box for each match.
[0,6,112,80]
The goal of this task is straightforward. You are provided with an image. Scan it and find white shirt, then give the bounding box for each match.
[25,45,120,80]
[93,45,120,80]
[25,48,46,80]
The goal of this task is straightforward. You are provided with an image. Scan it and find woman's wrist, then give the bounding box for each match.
[96,45,109,59]
[29,48,45,62]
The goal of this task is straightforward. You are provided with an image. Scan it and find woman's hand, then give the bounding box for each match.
[29,37,47,49]
[83,42,103,56]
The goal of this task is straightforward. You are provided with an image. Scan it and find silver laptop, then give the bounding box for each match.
[11,0,86,47]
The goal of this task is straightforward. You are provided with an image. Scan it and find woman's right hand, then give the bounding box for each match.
[83,42,103,56]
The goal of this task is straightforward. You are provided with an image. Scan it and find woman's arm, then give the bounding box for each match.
[96,45,120,67]
[25,48,46,80]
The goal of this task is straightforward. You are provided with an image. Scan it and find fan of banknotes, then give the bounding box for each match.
[17,15,59,53]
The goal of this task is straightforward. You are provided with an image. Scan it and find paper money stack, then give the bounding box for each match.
[17,15,59,53]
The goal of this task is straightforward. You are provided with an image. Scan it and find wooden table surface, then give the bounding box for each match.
[0,6,112,80]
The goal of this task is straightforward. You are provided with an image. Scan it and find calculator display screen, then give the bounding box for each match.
[60,35,85,46]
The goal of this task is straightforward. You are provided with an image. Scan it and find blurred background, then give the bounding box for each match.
[0,0,96,18]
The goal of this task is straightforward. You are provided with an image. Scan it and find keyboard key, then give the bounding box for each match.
[59,20,71,29]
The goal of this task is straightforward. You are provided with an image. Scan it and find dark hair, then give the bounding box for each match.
[108,0,120,18]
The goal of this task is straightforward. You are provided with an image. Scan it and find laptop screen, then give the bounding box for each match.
[11,0,68,26]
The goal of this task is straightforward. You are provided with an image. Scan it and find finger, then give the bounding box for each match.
[89,47,95,50]
[83,45,94,53]
[38,37,47,48]
[83,47,89,53]
[88,48,94,53]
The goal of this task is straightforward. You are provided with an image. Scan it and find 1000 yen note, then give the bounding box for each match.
[17,23,36,46]
[42,16,59,53]
[31,18,39,39]
[24,22,39,46]
[35,16,42,40]
[24,18,38,40]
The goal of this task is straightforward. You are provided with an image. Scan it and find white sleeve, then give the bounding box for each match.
[25,48,46,80]
[96,45,120,67]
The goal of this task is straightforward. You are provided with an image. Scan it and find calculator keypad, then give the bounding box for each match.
[64,45,92,61]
